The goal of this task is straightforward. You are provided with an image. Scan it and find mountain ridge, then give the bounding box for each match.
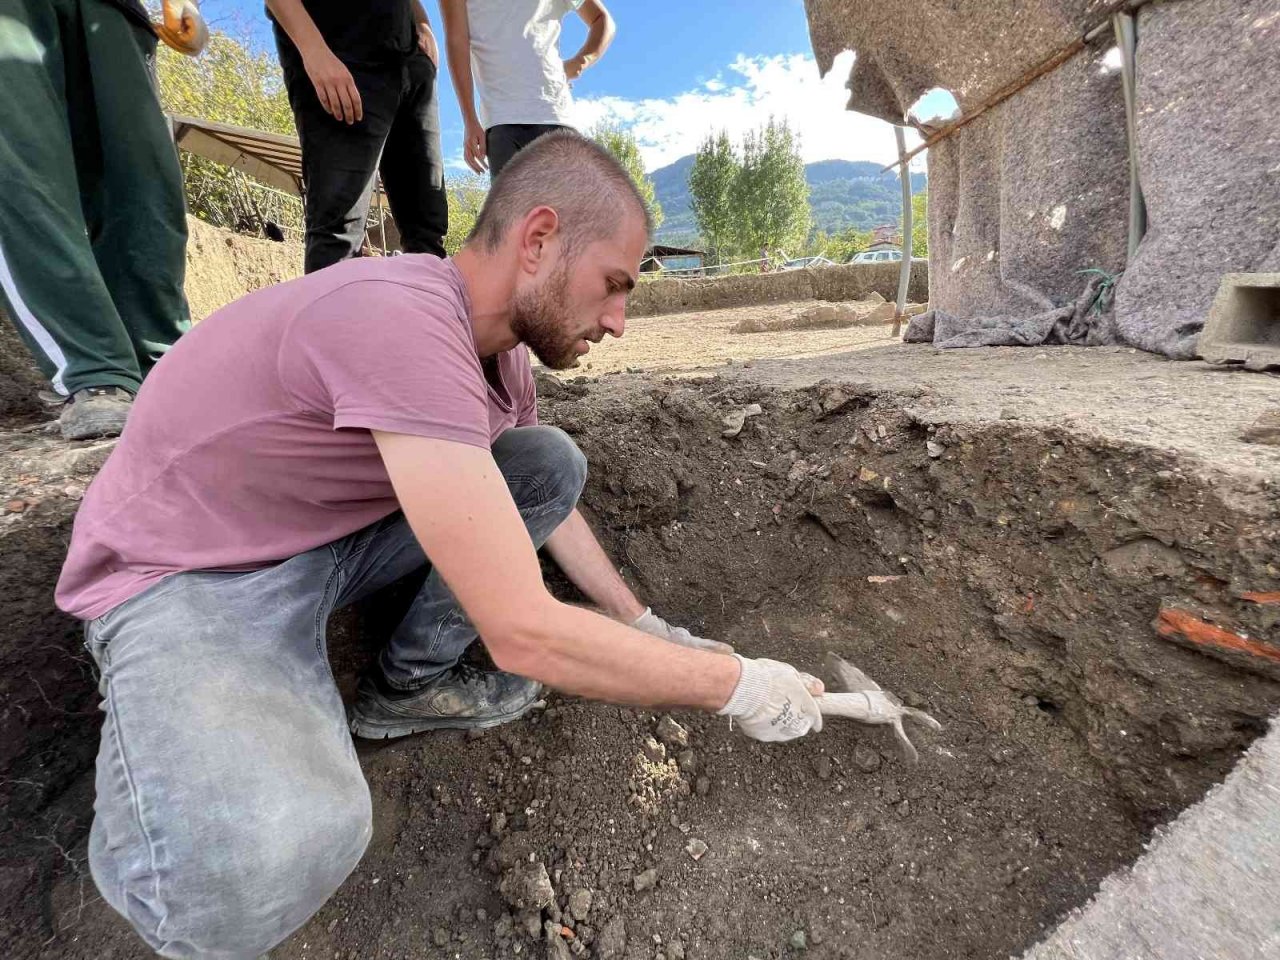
[649,155,926,246]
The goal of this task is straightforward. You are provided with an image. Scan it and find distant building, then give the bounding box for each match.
[868,225,901,251]
[643,244,705,274]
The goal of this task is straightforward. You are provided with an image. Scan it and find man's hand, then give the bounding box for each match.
[416,21,439,66]
[304,46,363,123]
[563,54,590,81]
[719,656,824,742]
[632,608,734,655]
[463,117,488,173]
[155,0,208,56]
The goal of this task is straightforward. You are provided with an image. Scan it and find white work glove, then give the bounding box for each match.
[632,608,734,654]
[717,656,824,742]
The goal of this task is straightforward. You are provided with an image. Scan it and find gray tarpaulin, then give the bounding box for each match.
[804,0,1280,359]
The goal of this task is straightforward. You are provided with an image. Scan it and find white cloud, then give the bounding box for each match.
[568,51,925,172]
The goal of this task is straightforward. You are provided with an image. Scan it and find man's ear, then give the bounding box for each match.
[516,205,560,275]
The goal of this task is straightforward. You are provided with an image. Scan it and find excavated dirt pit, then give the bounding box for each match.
[4,371,1279,960]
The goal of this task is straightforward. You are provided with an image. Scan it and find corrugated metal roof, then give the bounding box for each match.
[169,114,305,196]
[168,115,390,204]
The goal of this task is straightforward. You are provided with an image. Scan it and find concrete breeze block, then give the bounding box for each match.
[1198,273,1280,371]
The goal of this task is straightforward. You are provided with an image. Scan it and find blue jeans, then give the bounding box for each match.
[83,427,585,958]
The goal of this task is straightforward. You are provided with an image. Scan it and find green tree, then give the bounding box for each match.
[589,124,663,230]
[157,32,302,235]
[688,130,739,263]
[443,175,489,256]
[828,226,874,262]
[732,118,810,259]
[910,190,928,259]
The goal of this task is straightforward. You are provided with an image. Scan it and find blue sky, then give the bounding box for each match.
[204,0,947,173]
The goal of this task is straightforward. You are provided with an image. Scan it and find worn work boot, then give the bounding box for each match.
[349,662,543,739]
[58,387,134,441]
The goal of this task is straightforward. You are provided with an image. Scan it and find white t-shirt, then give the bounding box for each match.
[466,0,585,128]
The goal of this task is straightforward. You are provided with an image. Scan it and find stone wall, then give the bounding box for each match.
[628,261,928,318]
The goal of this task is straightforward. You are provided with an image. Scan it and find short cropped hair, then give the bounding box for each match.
[467,130,653,258]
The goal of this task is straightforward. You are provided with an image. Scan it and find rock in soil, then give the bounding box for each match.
[499,860,555,911]
[567,888,592,922]
[1241,409,1280,445]
[656,715,690,749]
[595,916,627,959]
[854,743,882,772]
[633,868,658,892]
[545,920,573,960]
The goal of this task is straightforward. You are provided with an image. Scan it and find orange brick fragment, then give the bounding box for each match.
[1156,607,1280,663]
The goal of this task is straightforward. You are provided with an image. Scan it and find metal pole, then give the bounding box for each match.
[376,185,387,256]
[893,125,913,339]
[1114,11,1146,260]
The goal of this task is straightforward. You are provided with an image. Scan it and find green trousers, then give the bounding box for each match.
[0,0,189,396]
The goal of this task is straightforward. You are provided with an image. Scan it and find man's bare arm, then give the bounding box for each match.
[373,432,739,708]
[266,0,363,123]
[438,0,487,172]
[565,0,615,79]
[411,0,439,65]
[544,508,645,621]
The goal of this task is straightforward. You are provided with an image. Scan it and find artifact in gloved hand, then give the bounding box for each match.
[155,0,208,56]
[817,655,942,763]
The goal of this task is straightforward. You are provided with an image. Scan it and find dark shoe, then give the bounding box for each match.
[349,663,543,739]
[58,387,133,440]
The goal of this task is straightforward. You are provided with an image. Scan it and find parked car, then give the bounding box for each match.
[850,249,903,264]
[780,256,836,270]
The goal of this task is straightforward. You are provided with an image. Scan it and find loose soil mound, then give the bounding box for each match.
[732,301,918,334]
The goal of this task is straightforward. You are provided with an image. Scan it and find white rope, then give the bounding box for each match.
[642,254,778,277]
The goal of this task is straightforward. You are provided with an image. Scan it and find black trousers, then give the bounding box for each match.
[486,123,569,181]
[276,34,448,273]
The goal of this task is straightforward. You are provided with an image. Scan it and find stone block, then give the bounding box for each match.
[1198,273,1280,371]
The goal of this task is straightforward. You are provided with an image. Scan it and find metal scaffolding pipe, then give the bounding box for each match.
[893,125,913,339]
[1114,10,1147,261]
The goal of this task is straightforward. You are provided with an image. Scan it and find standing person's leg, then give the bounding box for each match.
[77,0,190,379]
[0,0,141,422]
[86,549,373,958]
[275,34,399,273]
[485,123,569,181]
[347,425,588,739]
[378,52,448,258]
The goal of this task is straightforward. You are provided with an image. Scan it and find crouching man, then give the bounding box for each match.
[56,131,823,959]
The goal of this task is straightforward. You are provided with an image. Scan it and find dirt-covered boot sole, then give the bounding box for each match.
[59,400,131,440]
[345,680,545,742]
[348,691,544,740]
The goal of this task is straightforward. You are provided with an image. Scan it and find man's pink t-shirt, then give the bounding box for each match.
[56,255,538,621]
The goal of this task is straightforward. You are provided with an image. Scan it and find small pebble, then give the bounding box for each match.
[656,715,690,749]
[641,737,666,763]
[853,744,881,772]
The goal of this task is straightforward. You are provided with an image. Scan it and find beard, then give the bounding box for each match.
[510,262,582,370]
